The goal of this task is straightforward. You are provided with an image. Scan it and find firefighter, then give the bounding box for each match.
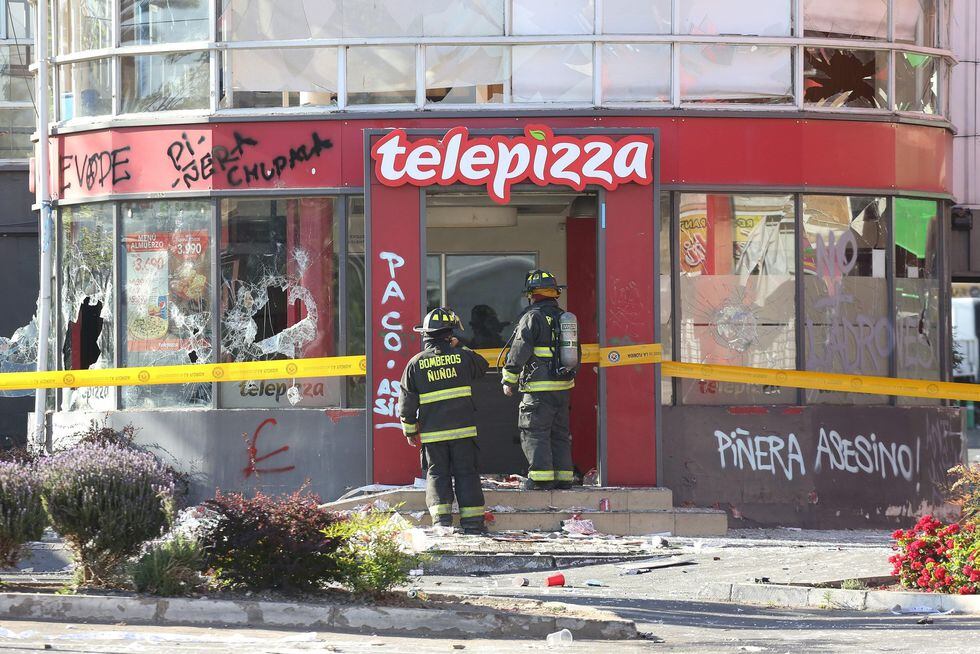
[501,270,576,490]
[399,307,490,534]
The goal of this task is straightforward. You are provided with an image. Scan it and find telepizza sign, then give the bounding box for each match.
[371,125,654,204]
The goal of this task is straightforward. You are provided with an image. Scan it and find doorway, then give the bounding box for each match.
[424,190,599,476]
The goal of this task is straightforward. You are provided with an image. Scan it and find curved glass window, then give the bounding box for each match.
[680,44,793,104]
[58,0,112,54]
[347,46,416,105]
[222,48,339,109]
[220,0,341,40]
[895,0,939,47]
[512,43,593,103]
[120,0,210,45]
[425,45,507,105]
[678,0,791,37]
[513,0,593,36]
[896,52,938,114]
[423,0,504,36]
[804,0,888,40]
[120,52,210,113]
[804,48,889,109]
[59,58,112,119]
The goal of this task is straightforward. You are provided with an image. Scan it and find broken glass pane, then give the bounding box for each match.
[346,46,416,105]
[218,197,341,409]
[512,44,592,103]
[120,200,213,409]
[61,204,115,410]
[680,44,792,104]
[120,0,209,45]
[602,44,670,103]
[677,0,791,37]
[895,0,939,47]
[896,52,939,114]
[422,0,504,36]
[222,48,339,109]
[894,198,940,405]
[513,0,593,35]
[0,316,38,398]
[802,195,889,404]
[602,0,670,35]
[803,0,887,40]
[220,0,341,40]
[804,48,889,109]
[425,45,507,105]
[678,193,797,405]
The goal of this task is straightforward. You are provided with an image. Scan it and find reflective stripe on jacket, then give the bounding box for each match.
[398,339,489,442]
[503,298,575,393]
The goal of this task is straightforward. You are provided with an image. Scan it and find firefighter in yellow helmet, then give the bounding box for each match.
[399,307,489,533]
[501,270,577,490]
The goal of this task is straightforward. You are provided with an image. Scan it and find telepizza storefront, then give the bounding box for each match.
[47,114,965,528]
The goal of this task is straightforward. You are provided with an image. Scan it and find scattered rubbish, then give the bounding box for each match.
[546,629,574,646]
[643,535,670,550]
[561,517,597,535]
[545,573,566,587]
[713,556,722,561]
[781,527,803,532]
[406,590,428,600]
[584,579,604,587]
[372,500,392,512]
[889,606,955,616]
[484,511,496,524]
[737,647,765,652]
[43,645,52,651]
[408,569,423,577]
[599,498,610,512]
[582,468,599,486]
[754,577,771,584]
[917,617,933,625]
[488,505,517,513]
[514,577,530,587]
[410,511,425,521]
[286,384,302,406]
[619,556,695,575]
[432,525,456,537]
[453,645,466,650]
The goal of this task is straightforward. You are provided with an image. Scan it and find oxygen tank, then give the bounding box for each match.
[557,311,579,373]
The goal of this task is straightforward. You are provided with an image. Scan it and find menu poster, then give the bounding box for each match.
[125,232,171,351]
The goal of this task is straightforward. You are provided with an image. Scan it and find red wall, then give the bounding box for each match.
[566,217,598,475]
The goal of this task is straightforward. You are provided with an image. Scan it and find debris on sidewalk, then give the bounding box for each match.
[561,516,597,535]
[546,628,574,646]
[488,505,517,513]
[513,577,530,587]
[889,605,956,616]
[584,579,604,587]
[545,573,566,587]
[618,555,695,575]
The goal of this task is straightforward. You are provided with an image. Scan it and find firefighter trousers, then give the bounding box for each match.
[420,437,485,528]
[518,391,573,487]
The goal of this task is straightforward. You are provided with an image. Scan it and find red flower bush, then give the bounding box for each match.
[890,515,980,594]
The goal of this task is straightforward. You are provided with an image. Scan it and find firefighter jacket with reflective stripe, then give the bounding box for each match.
[503,299,575,393]
[398,338,489,443]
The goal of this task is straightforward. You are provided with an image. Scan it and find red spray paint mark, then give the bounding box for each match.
[324,408,362,424]
[782,407,804,415]
[243,418,296,478]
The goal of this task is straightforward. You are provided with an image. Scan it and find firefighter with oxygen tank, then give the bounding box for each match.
[502,270,580,490]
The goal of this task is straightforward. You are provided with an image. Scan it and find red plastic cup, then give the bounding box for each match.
[545,573,566,587]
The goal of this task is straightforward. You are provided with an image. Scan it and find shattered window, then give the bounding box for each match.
[512,44,593,103]
[59,58,112,119]
[120,0,210,45]
[120,52,210,113]
[803,0,887,40]
[895,0,939,47]
[61,204,115,410]
[425,45,507,105]
[601,0,670,35]
[678,193,797,405]
[57,0,112,54]
[346,46,416,106]
[513,0,594,35]
[219,198,341,409]
[804,48,889,110]
[222,47,339,109]
[342,0,421,37]
[120,200,213,409]
[802,195,889,404]
[422,0,504,36]
[602,44,670,103]
[894,198,941,405]
[679,44,793,104]
[896,52,939,114]
[677,0,791,37]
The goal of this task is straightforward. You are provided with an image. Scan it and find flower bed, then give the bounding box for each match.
[890,515,980,595]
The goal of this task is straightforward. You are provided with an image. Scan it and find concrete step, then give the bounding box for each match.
[324,487,674,513]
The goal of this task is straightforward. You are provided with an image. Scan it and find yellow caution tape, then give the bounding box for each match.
[0,355,367,392]
[4,342,978,403]
[662,360,980,403]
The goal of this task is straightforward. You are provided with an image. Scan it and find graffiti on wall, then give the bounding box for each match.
[60,146,132,195]
[242,417,296,478]
[373,251,406,429]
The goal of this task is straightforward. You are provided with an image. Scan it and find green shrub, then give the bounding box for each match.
[197,490,343,593]
[949,464,980,523]
[129,537,204,596]
[41,442,175,585]
[0,462,46,568]
[325,511,424,597]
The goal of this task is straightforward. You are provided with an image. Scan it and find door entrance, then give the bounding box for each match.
[424,190,599,476]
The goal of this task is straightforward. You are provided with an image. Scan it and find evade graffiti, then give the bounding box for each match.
[713,425,921,482]
[59,146,132,194]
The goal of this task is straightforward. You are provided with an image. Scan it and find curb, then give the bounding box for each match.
[697,582,980,615]
[425,553,649,576]
[0,592,637,640]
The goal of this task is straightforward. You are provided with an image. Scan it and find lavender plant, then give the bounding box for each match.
[41,442,175,585]
[0,462,46,568]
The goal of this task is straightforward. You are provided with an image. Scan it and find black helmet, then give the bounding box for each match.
[523,269,564,294]
[414,307,463,335]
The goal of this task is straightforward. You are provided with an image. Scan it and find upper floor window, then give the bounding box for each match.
[1,0,31,40]
[804,0,888,41]
[120,0,210,45]
[58,0,112,54]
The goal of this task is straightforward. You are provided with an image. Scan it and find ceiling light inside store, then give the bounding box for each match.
[427,206,518,228]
